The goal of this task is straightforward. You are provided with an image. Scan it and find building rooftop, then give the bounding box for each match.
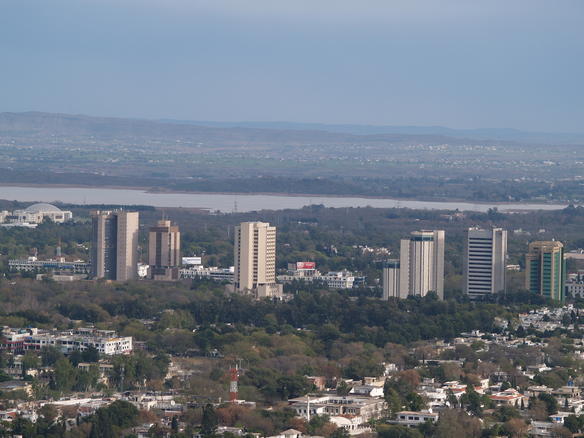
[23,203,63,213]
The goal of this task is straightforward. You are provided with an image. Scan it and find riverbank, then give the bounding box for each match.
[0,184,572,213]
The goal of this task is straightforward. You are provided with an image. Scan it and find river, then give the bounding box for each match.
[0,185,570,213]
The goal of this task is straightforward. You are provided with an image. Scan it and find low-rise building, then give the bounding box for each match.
[394,411,439,427]
[277,263,362,289]
[9,257,90,274]
[489,388,528,407]
[288,395,385,427]
[566,270,584,298]
[0,327,132,355]
[1,203,73,226]
[180,266,234,282]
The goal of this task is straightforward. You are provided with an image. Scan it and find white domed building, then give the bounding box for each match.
[12,203,73,224]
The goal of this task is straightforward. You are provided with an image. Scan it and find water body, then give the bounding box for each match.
[0,185,569,213]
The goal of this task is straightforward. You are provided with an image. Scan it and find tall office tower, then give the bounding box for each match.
[399,230,445,299]
[382,260,403,300]
[91,210,139,281]
[526,241,565,301]
[148,220,181,281]
[464,227,507,299]
[234,221,282,298]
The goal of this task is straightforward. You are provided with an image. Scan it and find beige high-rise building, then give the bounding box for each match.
[91,210,139,281]
[234,221,282,298]
[148,220,181,281]
[399,230,445,299]
[382,260,404,300]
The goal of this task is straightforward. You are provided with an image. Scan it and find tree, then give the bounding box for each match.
[276,375,312,399]
[384,386,402,417]
[460,386,482,416]
[331,427,350,438]
[503,418,529,438]
[83,346,100,363]
[201,404,218,437]
[434,410,481,438]
[21,351,40,378]
[53,357,76,392]
[171,416,179,433]
[89,400,139,438]
[405,392,426,411]
[336,380,351,396]
[538,393,559,415]
[377,424,423,438]
[41,346,64,366]
[563,415,582,433]
[446,389,458,408]
[75,364,100,392]
[551,425,573,438]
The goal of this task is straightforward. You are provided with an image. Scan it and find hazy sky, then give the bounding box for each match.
[1,0,583,131]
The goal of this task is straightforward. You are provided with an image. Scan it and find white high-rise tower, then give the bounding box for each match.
[465,227,507,299]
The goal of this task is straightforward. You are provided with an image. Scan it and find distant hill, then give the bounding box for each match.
[0,111,471,146]
[162,119,584,144]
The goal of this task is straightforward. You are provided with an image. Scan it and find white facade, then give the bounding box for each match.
[277,267,358,289]
[465,227,507,299]
[10,203,73,224]
[318,271,355,289]
[394,411,439,427]
[566,271,584,298]
[9,257,90,274]
[399,230,445,299]
[180,266,235,282]
[1,327,132,355]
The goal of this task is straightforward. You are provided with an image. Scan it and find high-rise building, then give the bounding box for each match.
[464,227,507,299]
[234,221,282,298]
[382,260,403,300]
[91,210,139,281]
[526,241,565,301]
[148,220,180,281]
[399,230,445,299]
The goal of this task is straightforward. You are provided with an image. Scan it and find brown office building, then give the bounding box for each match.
[148,220,180,281]
[91,210,139,281]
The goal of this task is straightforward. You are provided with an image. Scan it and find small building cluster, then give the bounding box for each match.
[0,326,132,355]
[0,203,73,228]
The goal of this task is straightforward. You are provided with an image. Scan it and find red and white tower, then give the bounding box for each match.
[229,364,239,402]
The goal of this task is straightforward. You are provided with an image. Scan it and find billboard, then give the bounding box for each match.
[296,262,316,270]
[182,257,202,266]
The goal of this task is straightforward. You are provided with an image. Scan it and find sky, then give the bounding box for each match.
[0,0,583,131]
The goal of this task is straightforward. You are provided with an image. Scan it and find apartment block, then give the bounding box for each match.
[234,221,282,298]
